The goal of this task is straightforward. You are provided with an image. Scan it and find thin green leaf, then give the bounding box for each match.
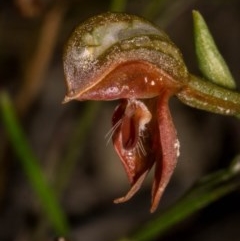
[193,10,236,89]
[0,91,69,236]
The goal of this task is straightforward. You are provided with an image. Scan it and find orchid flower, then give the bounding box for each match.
[63,12,240,212]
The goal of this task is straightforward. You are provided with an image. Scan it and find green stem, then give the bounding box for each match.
[177,74,240,116]
[0,91,69,236]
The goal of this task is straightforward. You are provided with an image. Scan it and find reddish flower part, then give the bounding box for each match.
[111,95,179,213]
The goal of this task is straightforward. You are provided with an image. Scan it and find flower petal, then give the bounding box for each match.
[151,92,179,213]
[114,169,148,203]
[112,99,154,202]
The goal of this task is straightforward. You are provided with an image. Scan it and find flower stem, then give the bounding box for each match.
[177,74,240,116]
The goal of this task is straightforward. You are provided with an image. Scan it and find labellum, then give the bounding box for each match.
[63,12,240,212]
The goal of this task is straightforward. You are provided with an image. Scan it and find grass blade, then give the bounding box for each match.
[0,91,69,236]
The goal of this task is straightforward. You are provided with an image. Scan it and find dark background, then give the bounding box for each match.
[0,0,240,240]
